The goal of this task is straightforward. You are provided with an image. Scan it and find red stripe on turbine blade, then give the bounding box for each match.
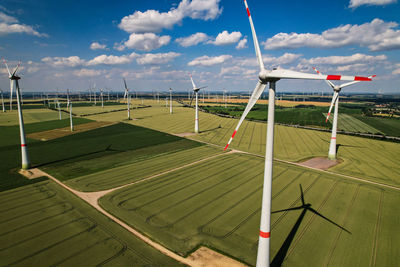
[224,144,229,151]
[246,8,250,17]
[331,137,336,139]
[259,230,270,238]
[354,76,371,81]
[21,144,26,147]
[327,75,341,80]
[231,130,237,138]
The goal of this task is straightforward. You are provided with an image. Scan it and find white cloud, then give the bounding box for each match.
[236,38,247,49]
[136,52,180,65]
[208,30,242,45]
[176,32,209,47]
[188,55,232,66]
[349,0,397,8]
[42,56,85,67]
[301,53,387,65]
[0,22,47,37]
[237,53,302,67]
[0,11,18,23]
[73,69,104,77]
[118,0,222,33]
[392,68,400,75]
[263,19,400,52]
[0,10,47,37]
[87,53,138,66]
[219,66,256,77]
[122,33,170,51]
[90,42,107,50]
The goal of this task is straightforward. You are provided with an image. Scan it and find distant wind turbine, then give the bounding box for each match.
[1,89,5,112]
[123,78,131,120]
[3,60,30,169]
[189,74,207,133]
[313,67,375,160]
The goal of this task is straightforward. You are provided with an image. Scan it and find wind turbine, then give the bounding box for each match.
[313,67,375,160]
[100,88,104,108]
[169,87,173,114]
[1,89,5,112]
[69,99,74,131]
[66,89,70,108]
[123,78,131,120]
[189,74,207,133]
[224,1,372,266]
[3,60,30,169]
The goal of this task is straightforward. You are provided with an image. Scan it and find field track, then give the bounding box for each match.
[33,151,245,267]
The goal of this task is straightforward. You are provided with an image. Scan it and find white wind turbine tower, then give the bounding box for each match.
[57,100,61,120]
[224,1,373,266]
[123,78,131,120]
[313,67,375,160]
[69,98,74,131]
[1,89,5,112]
[3,60,30,169]
[100,88,104,108]
[169,87,173,114]
[189,74,207,133]
[66,89,70,108]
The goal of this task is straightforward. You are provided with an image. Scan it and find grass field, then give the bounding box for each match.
[0,180,180,266]
[64,145,221,191]
[325,113,381,134]
[0,108,69,126]
[100,152,400,266]
[354,115,400,137]
[86,103,400,187]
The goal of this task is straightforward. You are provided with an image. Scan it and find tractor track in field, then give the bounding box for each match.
[189,137,400,191]
[370,190,384,267]
[31,151,246,267]
[324,184,360,267]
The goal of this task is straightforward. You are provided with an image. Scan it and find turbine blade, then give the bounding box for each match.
[326,92,338,123]
[271,206,303,214]
[244,0,264,71]
[189,74,196,89]
[197,86,208,90]
[300,185,305,206]
[340,75,375,88]
[313,67,335,89]
[11,62,20,77]
[269,68,372,81]
[2,59,11,77]
[308,207,351,233]
[224,81,266,150]
[189,93,195,107]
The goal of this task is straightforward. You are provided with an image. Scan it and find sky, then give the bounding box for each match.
[0,0,400,94]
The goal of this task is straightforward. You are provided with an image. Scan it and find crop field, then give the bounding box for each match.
[87,103,400,187]
[325,113,381,134]
[353,114,400,137]
[65,145,223,191]
[62,104,132,116]
[0,180,180,266]
[26,121,115,141]
[100,152,400,266]
[0,108,68,126]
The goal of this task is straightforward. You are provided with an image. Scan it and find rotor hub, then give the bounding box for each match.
[258,69,269,83]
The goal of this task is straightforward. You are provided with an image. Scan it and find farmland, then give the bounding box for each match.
[1,99,399,266]
[0,180,180,266]
[86,103,400,188]
[100,152,400,266]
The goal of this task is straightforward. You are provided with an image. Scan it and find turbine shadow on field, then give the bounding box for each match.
[199,125,222,134]
[33,144,120,168]
[271,184,350,267]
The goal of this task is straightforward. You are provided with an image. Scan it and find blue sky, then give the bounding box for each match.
[1,0,400,94]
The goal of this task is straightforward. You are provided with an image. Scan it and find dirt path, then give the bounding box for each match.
[24,151,245,267]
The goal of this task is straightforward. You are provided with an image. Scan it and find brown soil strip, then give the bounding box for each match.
[299,157,341,170]
[27,121,115,141]
[175,132,197,137]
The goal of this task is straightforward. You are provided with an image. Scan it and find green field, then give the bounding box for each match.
[0,180,180,266]
[1,100,400,266]
[325,113,381,134]
[65,145,222,191]
[354,114,400,137]
[86,104,400,187]
[100,152,400,266]
[0,108,69,126]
